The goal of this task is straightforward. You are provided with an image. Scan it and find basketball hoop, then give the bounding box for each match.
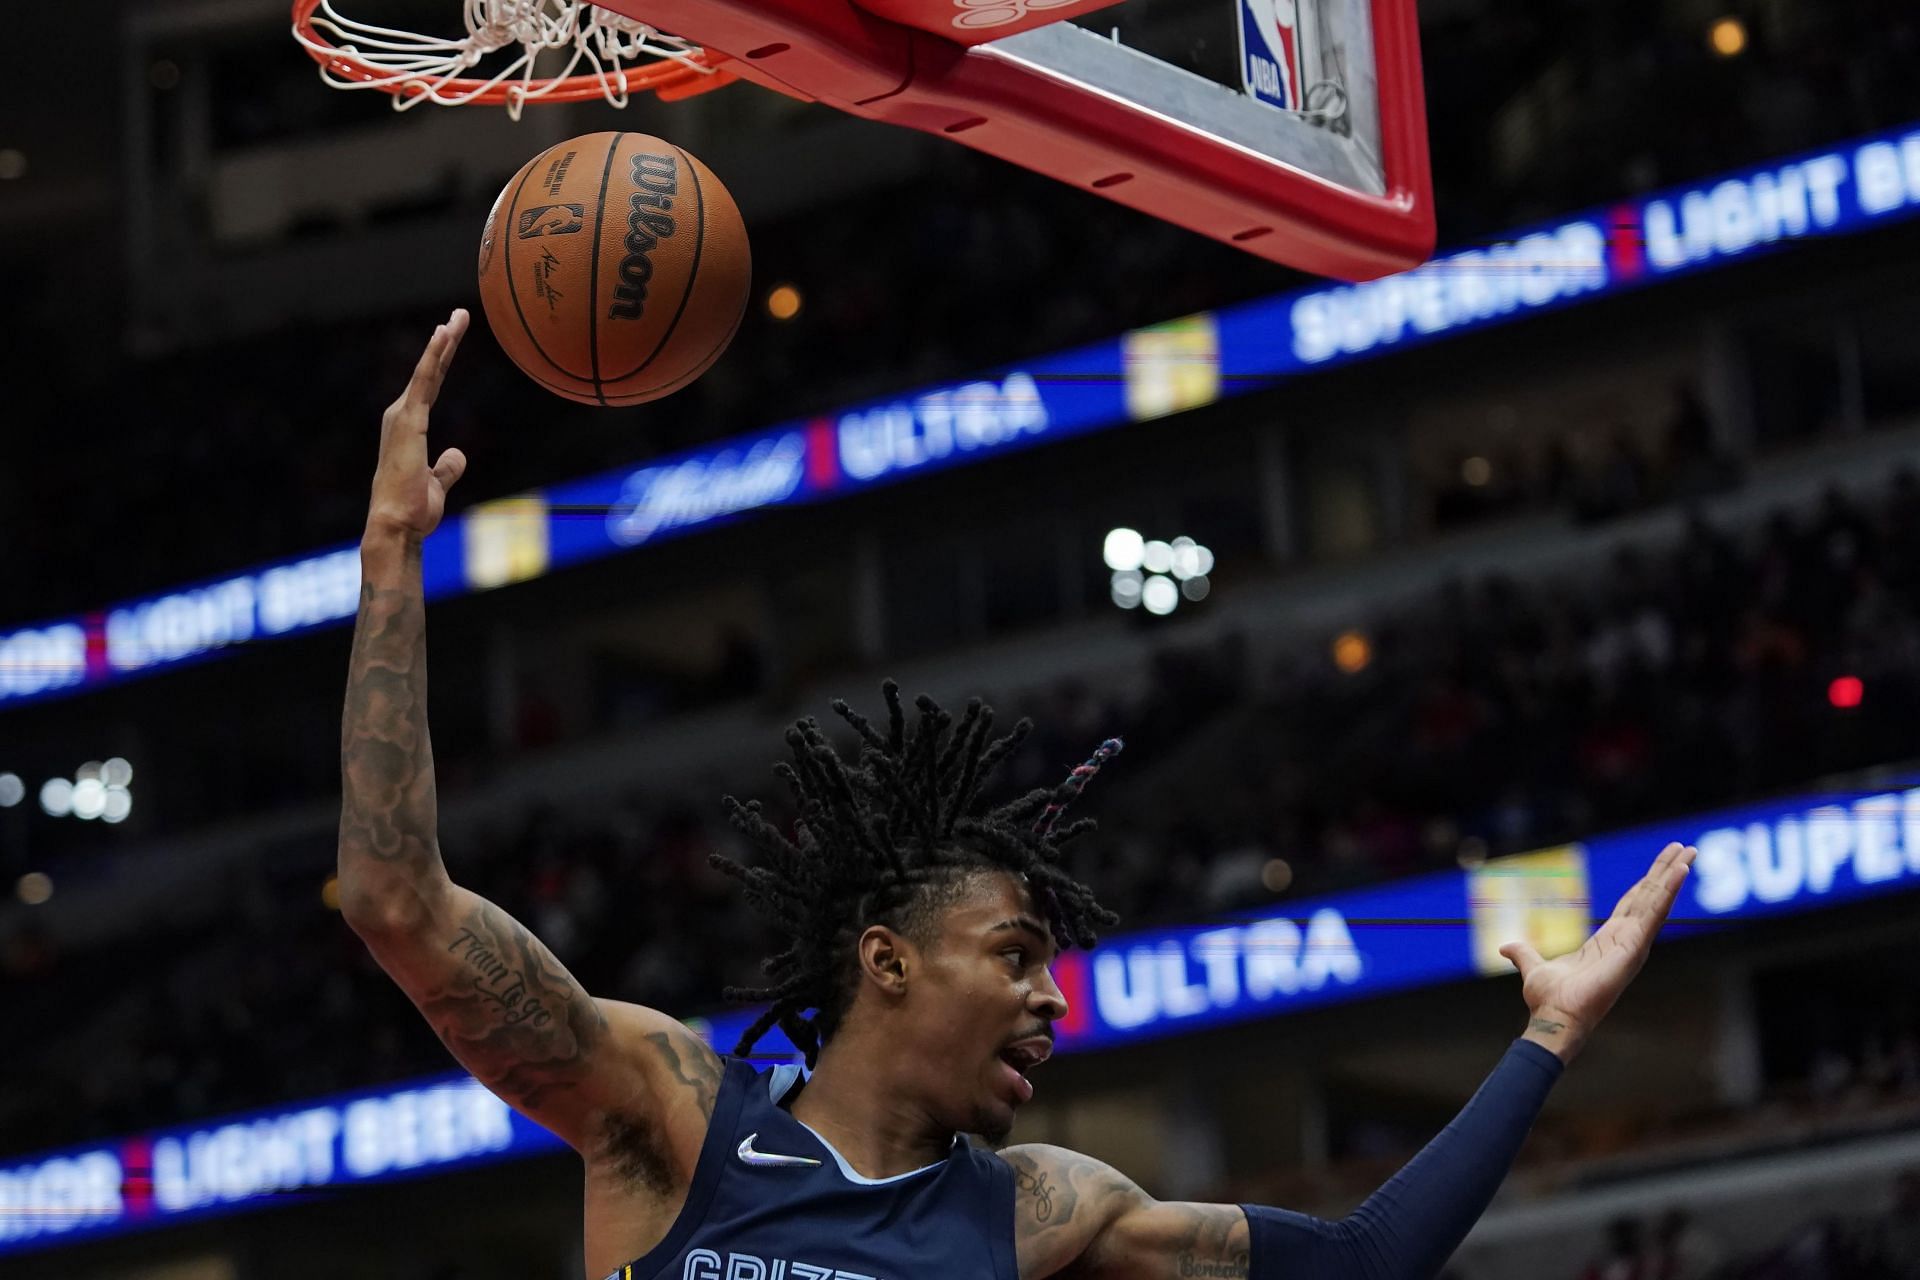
[290,0,739,118]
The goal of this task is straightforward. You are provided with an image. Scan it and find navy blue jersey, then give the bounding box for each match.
[606,1058,1020,1280]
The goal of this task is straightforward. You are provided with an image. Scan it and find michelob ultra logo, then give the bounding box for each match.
[1088,908,1363,1032]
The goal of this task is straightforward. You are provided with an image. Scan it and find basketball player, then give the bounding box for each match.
[343,310,1698,1280]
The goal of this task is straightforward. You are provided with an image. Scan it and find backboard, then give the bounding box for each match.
[586,0,1433,280]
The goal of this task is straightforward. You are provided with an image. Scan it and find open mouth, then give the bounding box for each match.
[999,1038,1053,1073]
[996,1036,1053,1104]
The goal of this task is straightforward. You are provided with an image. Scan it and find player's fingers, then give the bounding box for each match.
[437,309,471,378]
[403,317,460,412]
[1499,940,1543,978]
[432,447,468,493]
[1614,842,1685,920]
[381,326,439,432]
[1610,874,1651,922]
[1647,846,1695,919]
[1637,842,1680,890]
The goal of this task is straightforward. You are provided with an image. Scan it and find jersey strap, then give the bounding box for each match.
[605,1056,759,1280]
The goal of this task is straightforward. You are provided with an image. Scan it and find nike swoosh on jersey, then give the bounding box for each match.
[736,1133,823,1167]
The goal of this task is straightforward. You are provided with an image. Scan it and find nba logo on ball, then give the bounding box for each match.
[516,204,585,238]
[1238,0,1307,111]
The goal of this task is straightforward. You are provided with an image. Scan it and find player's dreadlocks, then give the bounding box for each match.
[713,681,1121,1066]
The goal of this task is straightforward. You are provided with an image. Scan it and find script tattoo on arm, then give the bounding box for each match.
[1003,1147,1250,1280]
[417,899,610,1113]
[1159,1207,1249,1279]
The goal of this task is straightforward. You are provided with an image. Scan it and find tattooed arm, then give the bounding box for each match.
[340,312,721,1161]
[1000,1146,1247,1280]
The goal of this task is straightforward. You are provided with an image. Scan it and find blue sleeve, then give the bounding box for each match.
[1240,1038,1563,1280]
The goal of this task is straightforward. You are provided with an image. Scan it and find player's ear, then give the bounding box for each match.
[857,924,912,996]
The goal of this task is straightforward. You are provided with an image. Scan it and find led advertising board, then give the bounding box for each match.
[4,122,1919,710]
[6,781,1918,1255]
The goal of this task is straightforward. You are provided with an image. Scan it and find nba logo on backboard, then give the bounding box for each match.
[1238,0,1307,111]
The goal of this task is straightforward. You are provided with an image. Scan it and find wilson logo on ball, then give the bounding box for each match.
[515,204,585,238]
[608,153,680,321]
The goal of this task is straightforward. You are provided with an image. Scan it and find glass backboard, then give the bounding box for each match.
[350,0,1435,279]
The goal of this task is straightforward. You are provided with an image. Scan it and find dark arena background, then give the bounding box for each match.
[5,1,1920,1277]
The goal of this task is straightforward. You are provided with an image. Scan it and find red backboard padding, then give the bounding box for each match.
[597,0,1434,280]
[852,0,1127,48]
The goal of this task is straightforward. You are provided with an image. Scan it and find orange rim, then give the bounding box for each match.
[290,0,738,104]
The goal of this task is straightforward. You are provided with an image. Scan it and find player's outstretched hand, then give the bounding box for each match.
[365,308,470,543]
[1499,841,1696,1063]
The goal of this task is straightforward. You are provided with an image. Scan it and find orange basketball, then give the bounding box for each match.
[477,132,750,406]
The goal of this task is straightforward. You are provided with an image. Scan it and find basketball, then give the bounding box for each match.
[476,132,750,406]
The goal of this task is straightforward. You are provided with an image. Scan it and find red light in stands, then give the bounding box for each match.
[1829,676,1865,710]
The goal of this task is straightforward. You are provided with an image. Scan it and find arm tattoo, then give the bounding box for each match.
[1008,1151,1074,1227]
[1003,1147,1127,1278]
[644,1028,725,1120]
[1165,1209,1249,1279]
[1529,1016,1567,1035]
[339,567,449,904]
[1003,1148,1249,1280]
[418,901,609,1111]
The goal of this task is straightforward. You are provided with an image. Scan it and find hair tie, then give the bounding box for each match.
[1034,738,1125,836]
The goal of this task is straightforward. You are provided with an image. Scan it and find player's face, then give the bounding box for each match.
[907,872,1068,1143]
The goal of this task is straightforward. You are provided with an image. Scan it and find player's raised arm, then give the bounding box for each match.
[1005,844,1696,1280]
[338,310,720,1157]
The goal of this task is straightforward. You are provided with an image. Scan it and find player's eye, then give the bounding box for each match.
[1003,948,1027,968]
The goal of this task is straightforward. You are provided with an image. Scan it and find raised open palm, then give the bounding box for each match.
[1499,842,1695,1060]
[365,308,470,541]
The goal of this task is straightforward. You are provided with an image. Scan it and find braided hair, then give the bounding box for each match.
[713,681,1121,1066]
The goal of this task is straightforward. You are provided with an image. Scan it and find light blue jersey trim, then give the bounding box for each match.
[769,1063,805,1105]
[766,1064,960,1186]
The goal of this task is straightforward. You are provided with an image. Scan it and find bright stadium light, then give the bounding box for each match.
[1169,537,1199,579]
[1169,537,1215,582]
[1107,532,1216,615]
[104,757,134,787]
[0,773,22,808]
[71,778,107,821]
[1103,528,1145,572]
[102,787,133,824]
[39,777,73,817]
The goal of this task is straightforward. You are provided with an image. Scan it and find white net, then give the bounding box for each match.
[291,1,716,117]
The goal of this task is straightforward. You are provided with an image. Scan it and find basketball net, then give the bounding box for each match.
[290,0,738,118]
